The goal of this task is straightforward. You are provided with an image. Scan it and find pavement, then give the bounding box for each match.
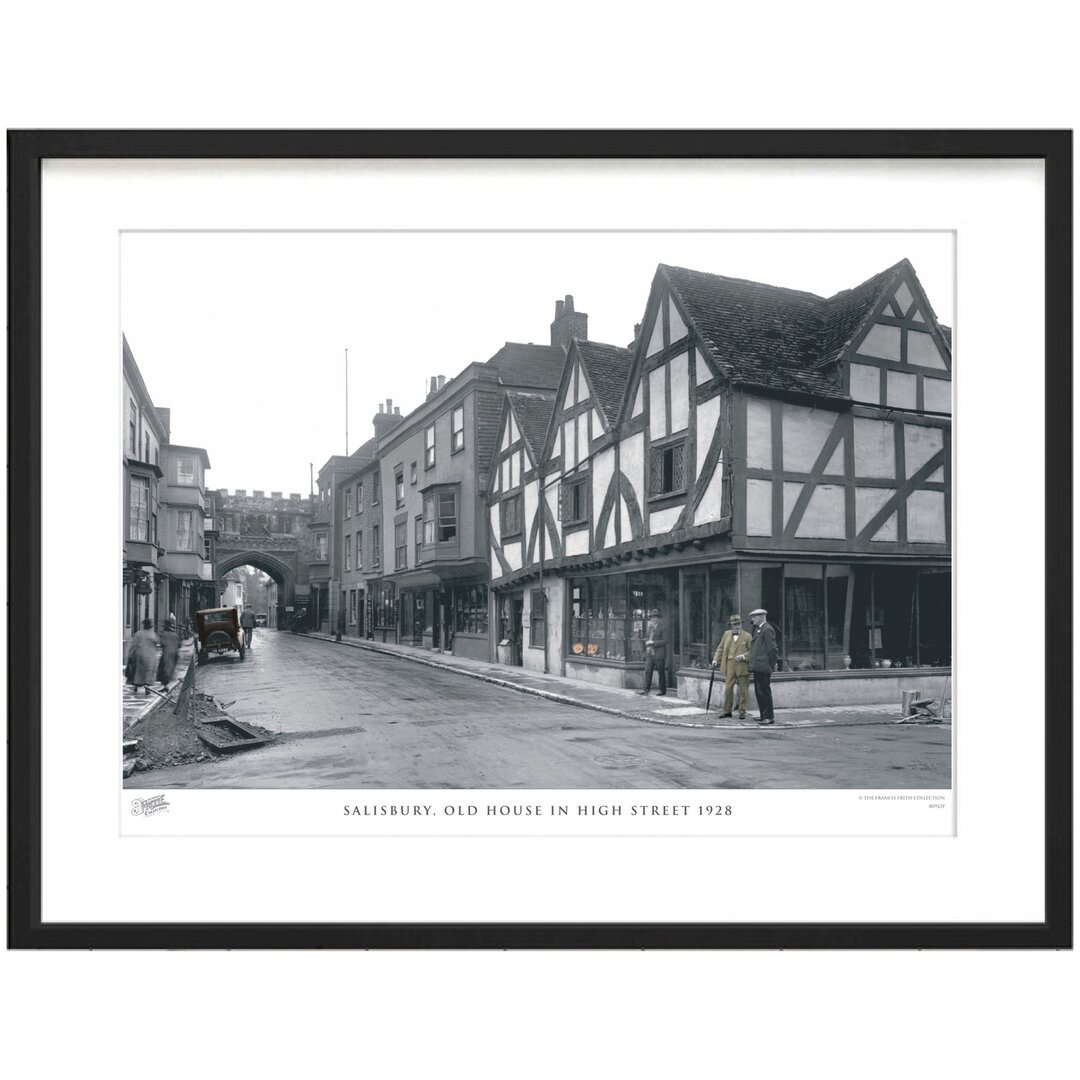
[303,632,948,731]
[122,639,196,727]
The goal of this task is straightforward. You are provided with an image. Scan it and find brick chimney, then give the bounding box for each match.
[550,294,588,352]
[373,398,406,440]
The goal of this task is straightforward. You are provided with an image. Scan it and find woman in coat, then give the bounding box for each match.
[126,618,159,696]
[157,616,181,690]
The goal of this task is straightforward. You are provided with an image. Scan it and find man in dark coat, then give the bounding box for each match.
[240,606,257,648]
[638,607,668,696]
[748,607,778,724]
[157,616,181,690]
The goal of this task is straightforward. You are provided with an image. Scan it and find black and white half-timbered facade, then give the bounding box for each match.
[487,260,952,707]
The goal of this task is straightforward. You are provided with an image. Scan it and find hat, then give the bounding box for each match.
[729,613,743,623]
[749,608,767,617]
[649,608,660,617]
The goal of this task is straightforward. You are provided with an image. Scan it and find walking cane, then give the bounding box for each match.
[705,664,717,716]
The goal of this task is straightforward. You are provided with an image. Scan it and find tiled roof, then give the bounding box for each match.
[574,340,632,427]
[474,390,505,475]
[660,260,910,401]
[507,391,556,463]
[486,342,566,390]
[350,437,376,461]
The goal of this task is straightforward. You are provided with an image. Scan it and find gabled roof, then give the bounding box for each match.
[658,259,922,401]
[486,342,566,390]
[573,340,633,427]
[506,391,556,465]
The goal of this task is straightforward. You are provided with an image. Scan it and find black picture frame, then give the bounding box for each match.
[7,129,1072,949]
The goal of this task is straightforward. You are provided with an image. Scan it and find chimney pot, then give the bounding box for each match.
[378,403,384,413]
[430,376,438,395]
[554,299,565,320]
[394,406,400,415]
[437,375,445,390]
[386,398,393,411]
[565,294,574,312]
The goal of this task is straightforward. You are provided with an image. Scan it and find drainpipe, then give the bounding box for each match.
[539,482,548,674]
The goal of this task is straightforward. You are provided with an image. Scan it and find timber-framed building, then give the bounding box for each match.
[486,259,952,706]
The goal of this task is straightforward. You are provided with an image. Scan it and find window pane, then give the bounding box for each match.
[875,566,918,668]
[918,569,951,666]
[684,570,708,668]
[826,565,853,668]
[438,491,457,541]
[784,564,824,671]
[740,561,783,660]
[708,566,738,662]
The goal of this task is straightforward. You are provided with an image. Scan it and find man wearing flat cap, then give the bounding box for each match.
[638,607,668,696]
[748,608,778,724]
[713,614,752,719]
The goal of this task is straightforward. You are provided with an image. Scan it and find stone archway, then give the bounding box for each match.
[215,549,299,630]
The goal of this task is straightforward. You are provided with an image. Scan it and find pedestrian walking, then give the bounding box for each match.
[637,607,668,696]
[712,613,752,719]
[126,618,159,696]
[748,608,778,724]
[240,606,256,648]
[157,616,180,690]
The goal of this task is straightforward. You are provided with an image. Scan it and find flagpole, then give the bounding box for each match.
[344,347,349,455]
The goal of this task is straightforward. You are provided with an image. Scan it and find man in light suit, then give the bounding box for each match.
[712,613,752,719]
[748,607,778,724]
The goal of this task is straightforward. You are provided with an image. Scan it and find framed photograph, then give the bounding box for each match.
[8,130,1071,948]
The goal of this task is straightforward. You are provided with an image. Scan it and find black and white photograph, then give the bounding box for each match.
[120,231,954,795]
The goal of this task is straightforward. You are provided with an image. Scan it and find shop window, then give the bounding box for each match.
[394,522,407,569]
[561,474,589,525]
[708,566,738,666]
[917,569,951,666]
[784,564,825,671]
[374,582,396,627]
[649,438,686,497]
[454,584,488,634]
[568,573,677,663]
[530,589,546,646]
[500,494,522,539]
[684,569,709,668]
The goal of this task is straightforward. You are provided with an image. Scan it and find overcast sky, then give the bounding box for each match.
[121,231,953,496]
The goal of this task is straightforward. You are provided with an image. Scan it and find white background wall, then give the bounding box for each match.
[2,6,1074,1080]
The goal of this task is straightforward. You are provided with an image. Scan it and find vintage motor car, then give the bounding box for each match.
[254,613,268,627]
[195,607,246,663]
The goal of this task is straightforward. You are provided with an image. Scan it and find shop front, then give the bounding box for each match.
[559,557,951,705]
[388,559,490,660]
